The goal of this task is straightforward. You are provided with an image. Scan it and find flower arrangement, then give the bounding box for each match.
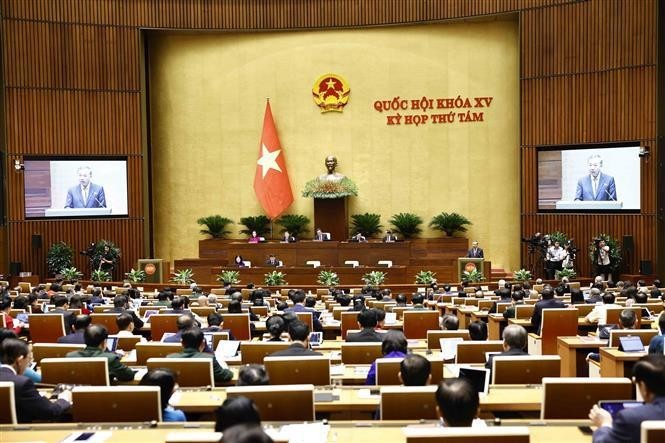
[302,177,358,198]
[415,270,437,285]
[317,270,340,287]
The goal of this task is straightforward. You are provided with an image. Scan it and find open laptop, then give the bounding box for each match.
[309,332,323,347]
[599,400,643,417]
[458,367,490,396]
[618,336,646,353]
[384,312,397,325]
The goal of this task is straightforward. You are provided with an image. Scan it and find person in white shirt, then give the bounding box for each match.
[585,292,620,325]
[545,241,566,279]
[115,312,146,341]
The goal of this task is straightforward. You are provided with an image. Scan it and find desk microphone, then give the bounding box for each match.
[604,188,616,201]
[93,194,106,208]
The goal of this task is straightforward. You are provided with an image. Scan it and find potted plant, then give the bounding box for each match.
[90,240,121,273]
[264,270,288,286]
[429,212,472,236]
[197,215,234,239]
[217,270,241,285]
[389,212,423,239]
[350,213,383,238]
[275,214,311,238]
[91,269,111,282]
[461,269,484,283]
[239,215,271,237]
[555,268,577,281]
[317,270,340,287]
[47,242,74,276]
[513,269,532,283]
[362,271,387,288]
[414,270,437,285]
[171,269,195,285]
[60,267,83,283]
[124,268,146,283]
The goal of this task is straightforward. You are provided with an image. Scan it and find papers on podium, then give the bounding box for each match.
[555,200,623,210]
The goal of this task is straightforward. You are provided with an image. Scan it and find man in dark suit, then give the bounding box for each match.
[268,320,322,357]
[467,241,484,258]
[531,286,566,334]
[265,254,280,267]
[202,312,236,340]
[280,231,296,243]
[64,165,106,208]
[574,154,617,201]
[589,354,665,442]
[104,294,144,330]
[383,230,398,243]
[56,314,91,344]
[66,324,135,382]
[167,328,233,383]
[346,309,384,342]
[648,314,665,354]
[485,324,529,372]
[0,338,71,422]
[284,290,322,332]
[586,287,604,304]
[51,295,75,334]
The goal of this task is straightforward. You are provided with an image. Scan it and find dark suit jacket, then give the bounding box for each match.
[467,247,484,258]
[575,172,617,201]
[0,366,71,422]
[531,298,566,333]
[64,182,106,208]
[346,328,384,342]
[285,304,322,332]
[648,335,664,354]
[485,347,528,370]
[104,306,145,330]
[56,330,85,344]
[592,396,665,443]
[66,346,135,382]
[268,343,322,357]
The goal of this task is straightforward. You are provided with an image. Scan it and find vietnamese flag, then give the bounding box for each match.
[253,101,294,219]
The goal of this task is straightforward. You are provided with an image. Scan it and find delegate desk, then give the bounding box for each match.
[599,347,647,378]
[557,336,605,377]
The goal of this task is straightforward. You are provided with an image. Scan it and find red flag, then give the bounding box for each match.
[253,101,294,219]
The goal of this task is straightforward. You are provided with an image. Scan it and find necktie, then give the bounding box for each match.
[592,178,598,197]
[82,187,88,204]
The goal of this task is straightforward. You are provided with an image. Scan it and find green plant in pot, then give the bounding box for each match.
[91,269,111,282]
[239,215,271,237]
[47,242,74,276]
[390,212,423,239]
[350,213,383,238]
[362,271,387,288]
[415,270,437,285]
[171,269,195,285]
[90,240,121,274]
[217,270,241,285]
[276,214,311,238]
[317,270,340,287]
[429,212,472,236]
[60,267,83,283]
[555,268,577,281]
[264,270,288,286]
[197,215,234,239]
[125,268,146,283]
[588,233,622,275]
[513,269,532,283]
[461,269,484,283]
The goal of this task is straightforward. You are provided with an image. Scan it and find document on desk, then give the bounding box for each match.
[330,364,345,376]
[270,423,329,443]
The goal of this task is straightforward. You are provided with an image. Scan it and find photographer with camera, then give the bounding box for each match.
[594,238,612,281]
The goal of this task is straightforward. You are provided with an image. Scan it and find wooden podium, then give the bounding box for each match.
[314,197,348,242]
[457,257,490,282]
[137,259,170,283]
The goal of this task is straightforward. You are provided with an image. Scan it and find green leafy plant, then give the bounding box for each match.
[276,214,311,238]
[429,212,472,236]
[171,269,195,285]
[197,215,234,239]
[47,242,74,276]
[264,270,288,286]
[414,270,437,285]
[239,215,271,237]
[91,269,111,282]
[461,269,485,283]
[302,177,359,199]
[60,267,83,283]
[389,212,423,239]
[317,270,340,287]
[124,268,146,283]
[362,271,387,288]
[513,269,532,282]
[555,268,577,280]
[588,234,622,273]
[350,213,383,238]
[90,240,121,273]
[547,231,569,245]
[217,270,241,285]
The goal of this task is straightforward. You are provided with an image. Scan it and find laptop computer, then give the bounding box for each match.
[458,367,490,396]
[618,336,645,353]
[599,400,643,417]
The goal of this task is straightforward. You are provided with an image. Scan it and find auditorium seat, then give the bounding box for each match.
[27,314,66,343]
[147,357,214,387]
[491,355,561,384]
[528,308,577,355]
[264,356,330,385]
[403,311,440,339]
[609,329,657,347]
[426,329,470,350]
[90,313,120,334]
[72,386,161,422]
[0,382,17,424]
[641,421,665,443]
[541,377,632,419]
[32,343,85,363]
[149,314,181,341]
[340,342,382,364]
[135,342,184,365]
[226,384,315,421]
[403,426,530,442]
[380,386,438,420]
[240,342,290,364]
[455,341,503,364]
[41,357,110,386]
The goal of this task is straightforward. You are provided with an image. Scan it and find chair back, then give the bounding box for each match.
[391,306,412,320]
[403,426,530,442]
[333,306,351,321]
[492,355,561,384]
[138,306,166,316]
[380,386,438,420]
[540,309,578,354]
[455,341,504,363]
[340,342,383,364]
[27,314,66,343]
[609,329,658,348]
[641,421,665,443]
[514,305,535,319]
[240,342,291,364]
[190,306,216,317]
[93,305,115,313]
[606,307,642,328]
[226,384,315,421]
[375,357,404,385]
[574,304,595,317]
[295,312,314,331]
[251,305,269,317]
[477,300,494,311]
[135,342,183,365]
[114,335,143,351]
[264,356,330,385]
[72,386,161,422]
[32,343,85,363]
[41,357,110,386]
[147,357,214,387]
[542,377,633,419]
[341,311,359,339]
[0,382,17,424]
[149,314,181,341]
[426,330,470,350]
[403,311,440,339]
[223,313,252,340]
[211,288,226,295]
[207,331,230,351]
[90,313,120,334]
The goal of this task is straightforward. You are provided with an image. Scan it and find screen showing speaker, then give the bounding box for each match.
[537,144,641,212]
[23,158,128,219]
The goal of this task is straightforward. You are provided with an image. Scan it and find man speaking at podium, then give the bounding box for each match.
[574,154,617,201]
[64,166,107,208]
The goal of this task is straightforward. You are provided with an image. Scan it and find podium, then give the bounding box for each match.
[314,198,348,242]
[555,200,623,210]
[457,258,490,282]
[44,208,112,217]
[137,259,170,283]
